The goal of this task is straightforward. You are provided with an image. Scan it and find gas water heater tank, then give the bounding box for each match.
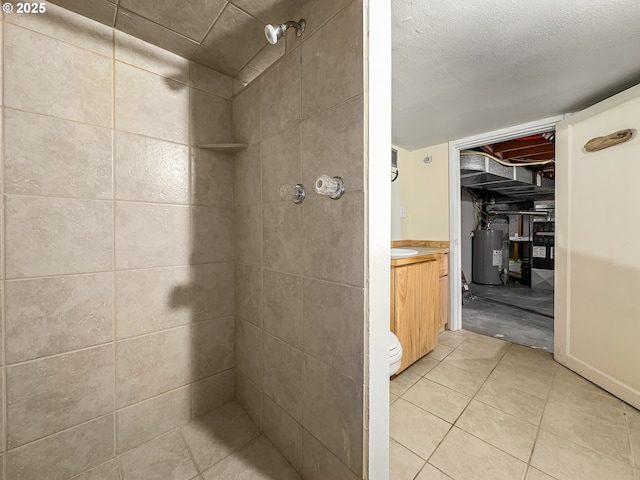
[472,229,503,285]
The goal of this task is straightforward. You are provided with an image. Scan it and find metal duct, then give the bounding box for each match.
[460,153,554,200]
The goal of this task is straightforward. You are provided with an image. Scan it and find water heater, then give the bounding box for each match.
[472,229,503,285]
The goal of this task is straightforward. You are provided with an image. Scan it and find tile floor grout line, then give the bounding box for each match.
[393,330,639,480]
[394,332,550,479]
[524,358,558,478]
[178,426,201,475]
[624,404,637,471]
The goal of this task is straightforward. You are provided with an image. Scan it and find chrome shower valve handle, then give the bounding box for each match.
[279,184,306,204]
[315,175,345,199]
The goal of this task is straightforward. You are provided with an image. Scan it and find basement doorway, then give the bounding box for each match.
[457,130,556,351]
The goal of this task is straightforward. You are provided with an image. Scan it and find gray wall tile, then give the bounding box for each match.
[116,386,191,454]
[232,0,302,23]
[302,193,364,287]
[236,372,263,429]
[0,371,4,452]
[8,2,114,55]
[263,395,303,474]
[235,205,262,266]
[191,370,235,418]
[5,196,114,279]
[115,132,189,204]
[7,345,114,448]
[115,30,189,84]
[192,43,244,78]
[116,319,233,409]
[119,0,226,41]
[299,0,351,38]
[260,48,301,139]
[190,62,233,99]
[235,263,263,327]
[5,24,112,127]
[301,2,363,117]
[6,273,114,363]
[200,3,266,70]
[115,62,189,144]
[303,355,363,475]
[262,270,303,349]
[192,317,235,380]
[263,201,303,274]
[302,430,360,480]
[234,144,261,207]
[115,8,199,58]
[191,263,235,322]
[261,124,301,204]
[245,39,285,73]
[190,88,232,145]
[6,415,115,480]
[301,94,364,194]
[263,334,303,422]
[232,83,261,145]
[303,278,364,383]
[116,326,191,408]
[190,206,234,264]
[115,202,190,270]
[191,149,234,208]
[115,266,191,340]
[236,318,263,388]
[5,109,113,199]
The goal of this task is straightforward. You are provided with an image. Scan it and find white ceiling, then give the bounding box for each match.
[392,0,640,150]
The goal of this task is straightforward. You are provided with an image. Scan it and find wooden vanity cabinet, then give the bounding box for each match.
[391,259,440,373]
[439,253,449,331]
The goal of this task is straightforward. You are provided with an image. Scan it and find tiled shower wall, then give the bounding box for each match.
[232,0,367,478]
[1,5,237,479]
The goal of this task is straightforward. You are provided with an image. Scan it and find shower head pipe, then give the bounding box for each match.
[264,19,306,44]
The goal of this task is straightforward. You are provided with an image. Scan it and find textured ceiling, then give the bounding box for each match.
[49,0,305,83]
[392,0,640,150]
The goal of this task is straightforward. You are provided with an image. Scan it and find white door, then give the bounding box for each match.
[555,84,640,409]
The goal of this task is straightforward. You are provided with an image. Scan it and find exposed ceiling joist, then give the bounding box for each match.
[502,144,555,160]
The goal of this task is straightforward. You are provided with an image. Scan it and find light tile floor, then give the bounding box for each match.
[390,329,640,480]
[97,400,300,480]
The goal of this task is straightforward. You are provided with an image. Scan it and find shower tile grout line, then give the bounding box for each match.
[2,11,7,476]
[111,23,118,462]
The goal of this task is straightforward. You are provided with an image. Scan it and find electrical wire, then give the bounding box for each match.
[461,150,555,167]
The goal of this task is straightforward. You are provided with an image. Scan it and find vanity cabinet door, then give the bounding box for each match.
[392,264,421,371]
[392,260,440,373]
[419,260,440,355]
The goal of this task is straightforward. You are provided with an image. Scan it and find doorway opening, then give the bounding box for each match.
[460,133,555,350]
[448,116,564,350]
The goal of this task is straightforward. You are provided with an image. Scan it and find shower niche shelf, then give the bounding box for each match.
[195,143,249,152]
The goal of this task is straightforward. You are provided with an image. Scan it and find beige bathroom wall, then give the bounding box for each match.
[1,4,237,479]
[391,145,409,239]
[398,142,450,240]
[232,0,366,477]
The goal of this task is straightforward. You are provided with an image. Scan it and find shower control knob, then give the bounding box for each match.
[279,184,306,204]
[315,175,345,199]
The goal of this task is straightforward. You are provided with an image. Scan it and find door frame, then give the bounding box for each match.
[447,115,566,331]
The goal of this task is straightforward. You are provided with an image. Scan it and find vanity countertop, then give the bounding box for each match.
[391,247,449,267]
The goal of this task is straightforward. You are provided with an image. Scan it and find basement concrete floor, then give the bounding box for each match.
[462,283,554,351]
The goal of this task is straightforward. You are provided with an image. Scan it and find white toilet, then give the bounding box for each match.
[389,331,403,376]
